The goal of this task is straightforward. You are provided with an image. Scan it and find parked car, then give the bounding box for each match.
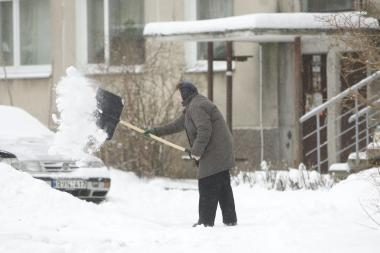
[0,105,110,202]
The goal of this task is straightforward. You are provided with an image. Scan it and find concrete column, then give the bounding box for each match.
[261,43,279,128]
[326,48,341,166]
[278,43,296,167]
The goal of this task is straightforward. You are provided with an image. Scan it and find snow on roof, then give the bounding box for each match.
[144,12,379,42]
[0,105,52,138]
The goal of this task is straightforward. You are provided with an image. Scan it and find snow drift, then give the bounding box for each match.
[1,162,380,253]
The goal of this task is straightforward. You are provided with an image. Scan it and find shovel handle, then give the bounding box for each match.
[119,120,186,152]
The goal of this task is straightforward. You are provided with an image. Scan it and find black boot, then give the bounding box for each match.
[192,221,214,227]
[224,221,237,226]
[192,221,201,227]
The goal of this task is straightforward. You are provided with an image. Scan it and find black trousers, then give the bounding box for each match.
[197,170,237,226]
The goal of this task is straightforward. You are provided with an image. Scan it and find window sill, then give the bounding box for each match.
[80,64,145,75]
[0,65,52,79]
[185,60,235,73]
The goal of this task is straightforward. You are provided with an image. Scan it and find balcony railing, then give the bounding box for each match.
[299,71,380,172]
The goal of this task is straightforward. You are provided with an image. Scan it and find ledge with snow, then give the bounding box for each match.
[144,12,379,42]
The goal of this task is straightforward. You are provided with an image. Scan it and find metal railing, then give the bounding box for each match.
[299,71,380,172]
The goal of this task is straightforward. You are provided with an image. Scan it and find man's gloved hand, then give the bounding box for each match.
[192,155,201,161]
[185,149,200,161]
[184,148,192,159]
[144,128,154,137]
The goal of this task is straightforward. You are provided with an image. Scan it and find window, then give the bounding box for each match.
[197,0,233,60]
[302,0,356,12]
[0,1,13,65]
[0,0,51,67]
[87,0,145,66]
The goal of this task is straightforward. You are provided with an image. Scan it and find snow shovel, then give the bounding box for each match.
[96,88,187,153]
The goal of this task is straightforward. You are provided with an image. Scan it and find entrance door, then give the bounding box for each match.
[301,54,328,172]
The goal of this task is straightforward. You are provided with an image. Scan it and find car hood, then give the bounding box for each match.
[0,136,96,162]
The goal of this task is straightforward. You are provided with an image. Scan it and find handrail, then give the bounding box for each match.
[332,118,373,141]
[299,70,380,172]
[348,99,380,123]
[303,123,328,140]
[300,71,380,123]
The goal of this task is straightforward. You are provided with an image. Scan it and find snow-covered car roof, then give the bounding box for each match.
[0,107,110,202]
[0,106,98,161]
[0,106,53,139]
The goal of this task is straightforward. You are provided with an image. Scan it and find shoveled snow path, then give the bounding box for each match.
[0,163,379,253]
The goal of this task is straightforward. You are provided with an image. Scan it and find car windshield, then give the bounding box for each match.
[0,150,16,158]
[0,106,53,139]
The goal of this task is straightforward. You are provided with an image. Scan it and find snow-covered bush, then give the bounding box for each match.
[232,162,334,191]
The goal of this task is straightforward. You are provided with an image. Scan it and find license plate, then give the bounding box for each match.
[53,180,87,189]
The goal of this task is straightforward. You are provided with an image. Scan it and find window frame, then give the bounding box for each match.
[184,0,234,73]
[0,0,51,79]
[76,0,145,74]
[302,0,357,12]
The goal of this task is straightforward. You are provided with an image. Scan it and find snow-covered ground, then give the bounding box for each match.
[0,162,379,253]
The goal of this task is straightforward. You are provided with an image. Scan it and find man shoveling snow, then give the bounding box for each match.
[144,81,238,227]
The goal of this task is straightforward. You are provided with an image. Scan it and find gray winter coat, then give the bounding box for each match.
[152,94,235,178]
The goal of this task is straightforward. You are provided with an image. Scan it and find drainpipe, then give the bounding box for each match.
[226,41,233,132]
[207,42,213,101]
[259,44,264,162]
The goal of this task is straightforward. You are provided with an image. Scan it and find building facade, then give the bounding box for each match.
[0,0,378,171]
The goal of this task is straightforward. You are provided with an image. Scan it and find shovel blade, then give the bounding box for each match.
[96,88,124,140]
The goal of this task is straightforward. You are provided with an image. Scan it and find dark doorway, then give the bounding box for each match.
[339,53,367,161]
[301,54,328,172]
